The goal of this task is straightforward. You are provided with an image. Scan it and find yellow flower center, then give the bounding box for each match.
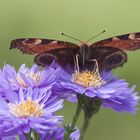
[72,58,105,88]
[72,70,106,88]
[8,98,44,118]
[16,71,41,87]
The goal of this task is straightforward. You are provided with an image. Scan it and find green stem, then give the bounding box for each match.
[71,101,82,129]
[32,129,40,140]
[80,115,90,140]
[24,129,40,140]
[16,136,20,140]
[79,97,102,140]
[64,101,82,140]
[24,133,33,140]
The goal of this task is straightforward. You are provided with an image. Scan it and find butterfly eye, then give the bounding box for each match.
[22,39,42,46]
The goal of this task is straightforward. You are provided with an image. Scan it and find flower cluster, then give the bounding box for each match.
[0,88,63,138]
[0,64,60,90]
[0,61,139,140]
[53,63,139,113]
[0,64,79,139]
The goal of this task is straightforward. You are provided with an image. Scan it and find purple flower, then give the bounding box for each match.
[0,88,63,139]
[53,63,139,113]
[41,126,80,140]
[2,127,80,140]
[0,64,61,91]
[2,136,17,140]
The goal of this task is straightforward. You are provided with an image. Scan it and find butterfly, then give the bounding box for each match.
[10,32,140,71]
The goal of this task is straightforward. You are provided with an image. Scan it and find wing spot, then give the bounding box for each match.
[51,41,58,44]
[128,33,135,40]
[131,43,135,46]
[112,37,120,41]
[22,39,42,46]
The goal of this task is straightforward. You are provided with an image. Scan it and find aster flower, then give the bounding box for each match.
[41,126,80,140]
[2,127,80,140]
[2,136,17,140]
[0,63,60,91]
[53,63,139,113]
[0,87,63,139]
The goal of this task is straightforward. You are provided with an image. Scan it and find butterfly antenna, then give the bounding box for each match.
[86,29,106,43]
[60,32,82,42]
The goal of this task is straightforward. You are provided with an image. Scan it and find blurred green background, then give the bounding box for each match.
[0,0,140,139]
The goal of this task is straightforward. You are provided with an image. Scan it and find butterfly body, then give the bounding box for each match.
[10,32,140,71]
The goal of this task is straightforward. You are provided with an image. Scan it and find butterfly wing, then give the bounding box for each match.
[90,32,140,50]
[35,47,79,67]
[10,38,79,54]
[88,32,140,71]
[86,46,127,71]
[10,38,79,66]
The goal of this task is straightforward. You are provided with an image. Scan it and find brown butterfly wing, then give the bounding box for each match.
[10,38,79,67]
[10,38,79,54]
[89,32,140,70]
[35,48,79,67]
[91,32,140,50]
[82,46,127,71]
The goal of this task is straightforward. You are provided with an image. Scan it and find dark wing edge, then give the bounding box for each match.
[10,38,79,55]
[90,32,140,51]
